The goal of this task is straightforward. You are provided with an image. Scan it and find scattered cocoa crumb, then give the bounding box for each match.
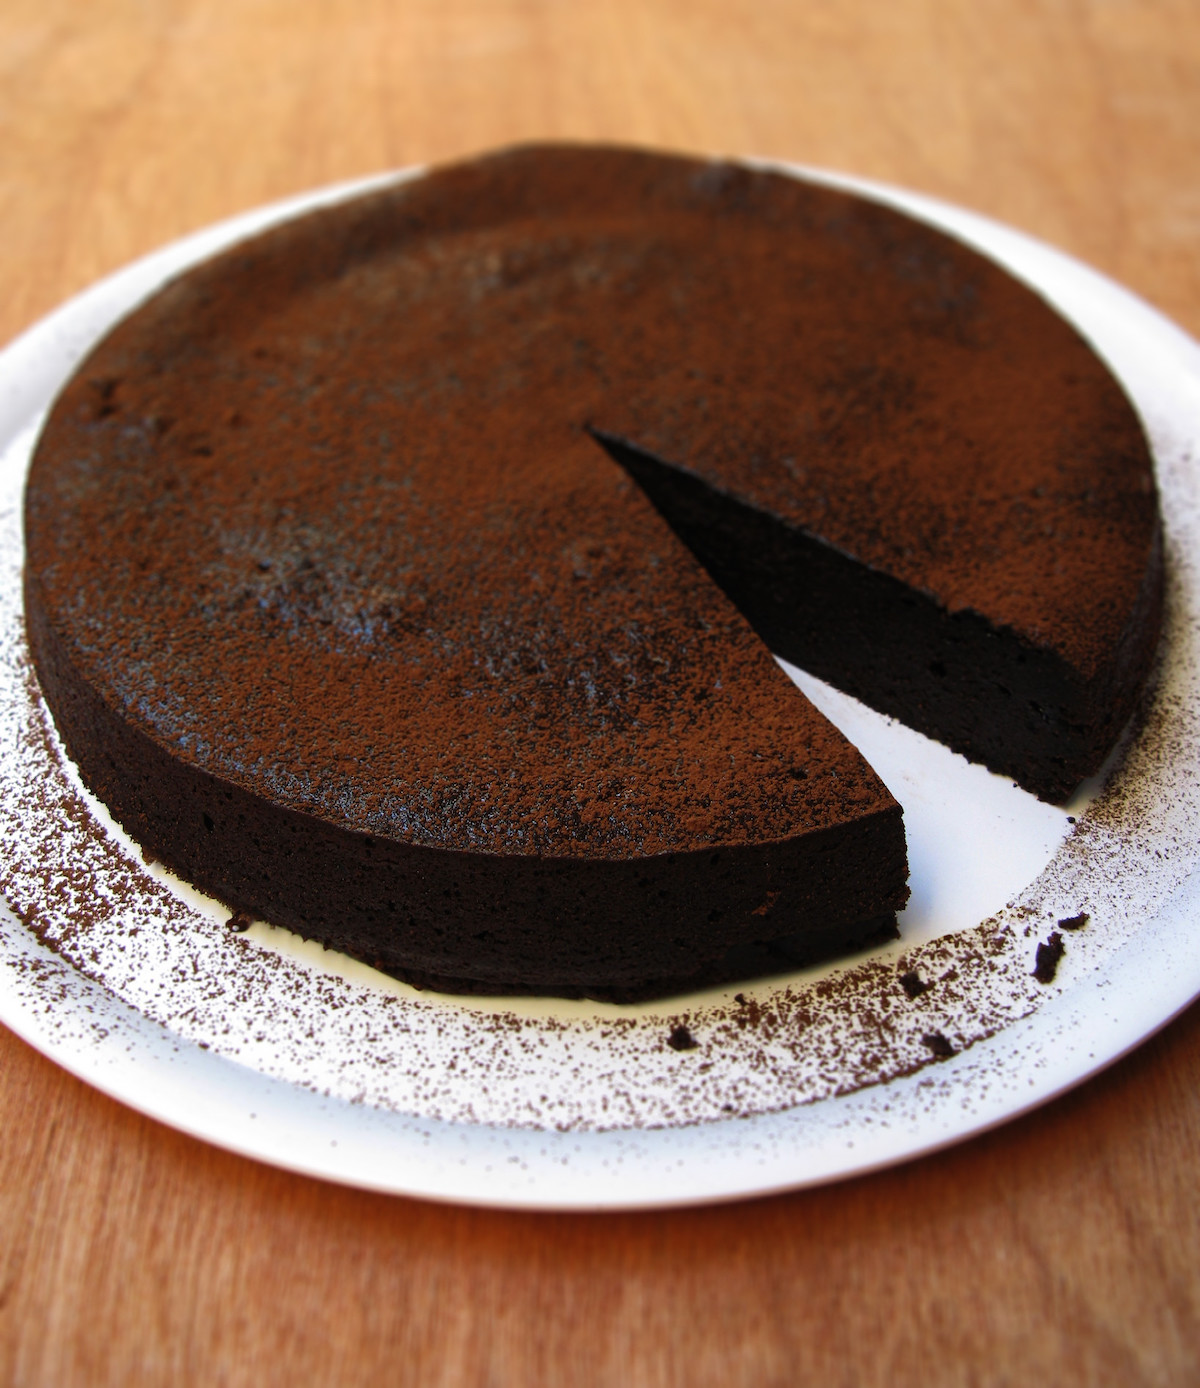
[1057,913,1089,932]
[922,1032,955,1059]
[1033,931,1065,983]
[667,1024,698,1052]
[900,971,930,1000]
[227,911,253,933]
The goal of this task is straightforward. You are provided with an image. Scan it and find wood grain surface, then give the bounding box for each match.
[2,2,1200,1383]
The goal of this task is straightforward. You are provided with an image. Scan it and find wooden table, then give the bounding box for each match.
[2,3,1199,1382]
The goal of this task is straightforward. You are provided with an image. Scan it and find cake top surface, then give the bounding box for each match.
[25,143,1157,854]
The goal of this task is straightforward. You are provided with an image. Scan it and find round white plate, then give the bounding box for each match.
[2,163,1200,1210]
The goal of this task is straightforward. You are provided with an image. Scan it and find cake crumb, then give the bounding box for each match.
[227,911,253,933]
[1057,912,1089,932]
[1033,931,1065,983]
[667,1024,699,1052]
[922,1032,955,1060]
[899,971,930,1000]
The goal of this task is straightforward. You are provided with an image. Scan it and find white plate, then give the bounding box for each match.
[2,164,1200,1210]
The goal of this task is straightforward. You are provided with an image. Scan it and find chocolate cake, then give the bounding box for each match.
[22,144,1162,997]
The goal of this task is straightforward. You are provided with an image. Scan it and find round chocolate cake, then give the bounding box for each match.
[22,145,1162,997]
